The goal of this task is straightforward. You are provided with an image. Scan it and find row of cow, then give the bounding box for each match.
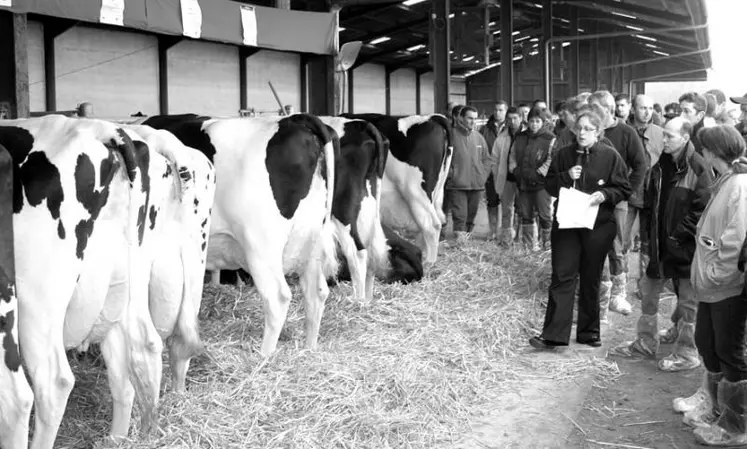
[0,111,453,448]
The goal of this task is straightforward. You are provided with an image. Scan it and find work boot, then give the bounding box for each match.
[540,227,552,250]
[609,273,632,315]
[487,206,499,240]
[609,314,658,358]
[675,387,712,414]
[684,371,723,429]
[694,379,747,446]
[659,321,701,372]
[521,224,539,251]
[498,228,515,247]
[658,326,679,344]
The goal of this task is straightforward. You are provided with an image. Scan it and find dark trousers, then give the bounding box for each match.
[518,189,552,228]
[695,295,747,382]
[485,174,499,208]
[445,189,482,232]
[541,221,617,344]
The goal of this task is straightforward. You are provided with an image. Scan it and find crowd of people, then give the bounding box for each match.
[445,88,747,447]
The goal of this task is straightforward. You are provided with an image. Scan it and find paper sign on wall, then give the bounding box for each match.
[100,0,124,26]
[180,0,203,39]
[240,5,257,47]
[0,0,12,7]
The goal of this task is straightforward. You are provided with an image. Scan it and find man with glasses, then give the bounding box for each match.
[611,117,712,372]
[679,92,708,153]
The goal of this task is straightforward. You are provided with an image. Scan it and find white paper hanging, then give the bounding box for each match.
[99,0,125,26]
[180,0,203,39]
[0,0,12,7]
[556,187,600,230]
[240,5,258,47]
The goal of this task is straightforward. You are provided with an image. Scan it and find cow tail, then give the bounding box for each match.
[173,246,204,362]
[303,115,335,225]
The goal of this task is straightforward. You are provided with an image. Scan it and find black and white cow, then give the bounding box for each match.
[318,117,389,301]
[143,113,338,356]
[0,142,33,449]
[342,114,452,264]
[120,124,216,392]
[0,116,174,447]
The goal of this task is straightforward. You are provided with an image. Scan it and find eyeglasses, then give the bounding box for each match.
[574,126,598,134]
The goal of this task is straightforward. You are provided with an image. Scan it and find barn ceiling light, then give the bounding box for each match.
[493,30,501,35]
[338,27,346,32]
[369,36,391,44]
[402,0,427,5]
[464,62,501,78]
[625,25,644,31]
[529,50,539,56]
[489,21,496,26]
[653,50,670,56]
[449,13,455,18]
[558,18,570,23]
[512,30,520,35]
[562,42,571,47]
[513,55,523,61]
[530,37,539,42]
[533,3,542,8]
[645,43,657,48]
[407,44,425,51]
[516,35,531,42]
[635,34,657,42]
[612,11,637,20]
[463,55,475,61]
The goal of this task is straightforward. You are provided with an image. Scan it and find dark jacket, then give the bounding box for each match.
[479,115,502,153]
[604,119,647,208]
[545,141,632,228]
[446,125,492,190]
[646,141,713,279]
[510,128,555,192]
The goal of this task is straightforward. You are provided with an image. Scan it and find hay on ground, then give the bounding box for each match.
[52,239,618,449]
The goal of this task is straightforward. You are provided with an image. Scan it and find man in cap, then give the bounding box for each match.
[729,92,747,141]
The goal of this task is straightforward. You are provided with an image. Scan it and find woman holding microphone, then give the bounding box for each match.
[529,110,632,349]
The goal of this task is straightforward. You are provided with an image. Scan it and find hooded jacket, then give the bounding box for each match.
[691,160,747,303]
[645,141,713,279]
[479,115,503,152]
[509,128,556,192]
[446,125,492,190]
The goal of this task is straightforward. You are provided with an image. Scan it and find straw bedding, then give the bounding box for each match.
[50,239,619,449]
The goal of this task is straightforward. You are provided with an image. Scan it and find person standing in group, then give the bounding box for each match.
[510,107,556,250]
[588,91,647,320]
[444,106,493,240]
[679,92,709,153]
[706,89,736,127]
[494,107,526,246]
[729,92,747,141]
[611,117,712,374]
[680,125,747,446]
[480,101,509,240]
[518,103,531,124]
[528,110,631,349]
[615,93,633,123]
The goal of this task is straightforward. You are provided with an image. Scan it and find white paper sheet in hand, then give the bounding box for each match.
[556,187,600,230]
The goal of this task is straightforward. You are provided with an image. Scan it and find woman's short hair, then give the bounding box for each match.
[574,110,604,132]
[697,125,747,162]
[527,106,552,122]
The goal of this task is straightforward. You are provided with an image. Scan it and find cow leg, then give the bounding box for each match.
[23,324,75,449]
[365,263,376,303]
[209,270,220,285]
[0,306,33,449]
[119,276,164,437]
[301,264,331,349]
[100,324,135,439]
[249,259,292,356]
[405,192,441,264]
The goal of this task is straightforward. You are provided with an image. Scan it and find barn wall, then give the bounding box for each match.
[389,68,416,115]
[27,20,45,112]
[419,72,435,114]
[352,63,386,113]
[55,26,159,117]
[451,78,466,106]
[245,50,301,114]
[169,40,240,117]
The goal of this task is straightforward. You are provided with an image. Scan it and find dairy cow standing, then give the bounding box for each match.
[0,115,173,448]
[0,143,33,449]
[342,114,452,264]
[143,113,338,355]
[120,124,216,392]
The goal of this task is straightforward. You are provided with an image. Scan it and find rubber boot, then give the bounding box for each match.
[684,371,723,428]
[540,227,551,250]
[599,282,613,324]
[694,379,747,446]
[521,224,539,251]
[658,321,701,372]
[609,273,632,315]
[610,314,658,358]
[487,206,499,241]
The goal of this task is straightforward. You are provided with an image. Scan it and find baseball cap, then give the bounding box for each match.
[730,92,747,105]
